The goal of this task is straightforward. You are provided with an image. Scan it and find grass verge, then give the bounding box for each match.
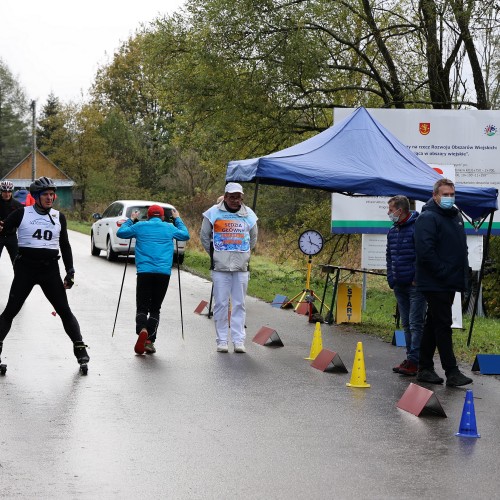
[183,249,500,365]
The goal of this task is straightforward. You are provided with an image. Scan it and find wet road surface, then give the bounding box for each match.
[0,230,499,499]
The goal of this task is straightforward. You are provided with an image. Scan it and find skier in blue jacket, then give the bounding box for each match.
[117,205,190,354]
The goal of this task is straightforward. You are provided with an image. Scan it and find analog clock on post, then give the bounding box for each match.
[298,230,324,256]
[282,230,329,317]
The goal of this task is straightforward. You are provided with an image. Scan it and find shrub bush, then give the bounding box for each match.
[483,235,500,318]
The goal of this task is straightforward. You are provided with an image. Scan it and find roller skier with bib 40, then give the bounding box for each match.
[0,177,89,375]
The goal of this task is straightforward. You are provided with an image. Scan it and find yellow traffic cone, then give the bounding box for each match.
[305,322,323,360]
[346,341,371,388]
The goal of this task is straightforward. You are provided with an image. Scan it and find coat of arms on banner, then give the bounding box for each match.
[419,122,430,135]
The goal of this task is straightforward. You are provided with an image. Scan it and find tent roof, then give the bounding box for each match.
[226,107,498,220]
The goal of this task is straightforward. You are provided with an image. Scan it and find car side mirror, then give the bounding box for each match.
[92,213,102,220]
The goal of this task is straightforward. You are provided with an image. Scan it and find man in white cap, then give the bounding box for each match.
[200,182,258,353]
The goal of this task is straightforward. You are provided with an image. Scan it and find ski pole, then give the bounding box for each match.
[175,240,185,340]
[112,239,133,337]
[208,283,214,319]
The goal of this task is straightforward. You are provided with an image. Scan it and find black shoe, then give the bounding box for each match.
[416,368,444,384]
[446,370,473,387]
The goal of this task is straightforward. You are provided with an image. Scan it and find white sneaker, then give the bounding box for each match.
[217,344,229,353]
[234,344,246,353]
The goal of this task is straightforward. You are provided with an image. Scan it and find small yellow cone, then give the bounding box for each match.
[346,341,371,388]
[305,322,323,360]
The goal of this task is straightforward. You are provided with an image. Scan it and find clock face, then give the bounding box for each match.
[298,230,324,256]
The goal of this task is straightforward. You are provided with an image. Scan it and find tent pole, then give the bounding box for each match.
[467,211,494,347]
[252,179,260,212]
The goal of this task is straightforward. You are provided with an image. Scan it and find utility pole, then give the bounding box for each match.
[30,100,36,180]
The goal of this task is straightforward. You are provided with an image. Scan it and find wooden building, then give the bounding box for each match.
[2,149,75,209]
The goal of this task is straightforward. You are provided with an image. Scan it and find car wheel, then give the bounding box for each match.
[106,238,118,261]
[91,233,101,256]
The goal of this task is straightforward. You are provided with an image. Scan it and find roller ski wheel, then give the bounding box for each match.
[79,363,88,375]
[0,344,4,374]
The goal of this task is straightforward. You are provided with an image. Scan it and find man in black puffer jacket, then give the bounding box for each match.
[414,178,472,387]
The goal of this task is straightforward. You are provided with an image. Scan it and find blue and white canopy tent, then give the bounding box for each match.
[226,107,498,344]
[226,107,497,223]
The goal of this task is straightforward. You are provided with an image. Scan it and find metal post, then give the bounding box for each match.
[362,271,367,311]
[467,212,494,346]
[30,100,36,180]
[252,179,259,211]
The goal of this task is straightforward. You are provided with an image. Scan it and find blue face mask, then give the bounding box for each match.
[439,196,455,210]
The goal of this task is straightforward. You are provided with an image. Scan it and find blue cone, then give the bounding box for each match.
[455,389,480,438]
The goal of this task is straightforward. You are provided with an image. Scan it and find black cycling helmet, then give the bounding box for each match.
[30,176,57,195]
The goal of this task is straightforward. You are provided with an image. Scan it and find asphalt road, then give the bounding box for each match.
[0,230,499,499]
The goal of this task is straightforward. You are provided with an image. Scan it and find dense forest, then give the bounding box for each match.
[1,0,499,313]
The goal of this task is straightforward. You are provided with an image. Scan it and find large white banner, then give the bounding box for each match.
[332,108,500,235]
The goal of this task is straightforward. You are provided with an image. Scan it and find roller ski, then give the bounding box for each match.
[74,341,90,375]
[0,342,6,375]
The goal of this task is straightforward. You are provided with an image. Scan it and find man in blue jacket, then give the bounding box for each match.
[386,195,426,376]
[117,205,190,355]
[414,179,472,387]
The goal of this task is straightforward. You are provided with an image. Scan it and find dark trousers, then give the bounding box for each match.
[0,259,82,343]
[136,273,170,342]
[419,291,458,374]
[0,234,18,263]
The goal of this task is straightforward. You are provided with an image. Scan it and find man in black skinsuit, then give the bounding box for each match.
[0,176,90,372]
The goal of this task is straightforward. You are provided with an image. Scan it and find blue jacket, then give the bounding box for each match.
[386,211,419,289]
[117,216,190,275]
[414,198,469,292]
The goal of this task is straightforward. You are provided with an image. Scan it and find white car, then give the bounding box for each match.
[91,200,187,263]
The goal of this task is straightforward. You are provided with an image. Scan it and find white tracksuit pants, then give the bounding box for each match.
[211,270,249,346]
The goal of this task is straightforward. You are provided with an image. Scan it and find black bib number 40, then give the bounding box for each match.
[32,229,53,241]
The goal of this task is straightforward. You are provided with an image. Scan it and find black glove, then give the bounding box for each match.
[64,269,75,289]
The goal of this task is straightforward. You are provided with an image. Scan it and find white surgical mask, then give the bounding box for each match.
[388,209,401,223]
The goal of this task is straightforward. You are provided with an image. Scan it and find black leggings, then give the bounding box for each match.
[0,259,82,343]
[135,273,170,342]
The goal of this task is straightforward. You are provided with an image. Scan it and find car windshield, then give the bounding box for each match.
[125,205,174,222]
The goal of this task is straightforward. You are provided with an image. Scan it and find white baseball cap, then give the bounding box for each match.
[225,182,244,194]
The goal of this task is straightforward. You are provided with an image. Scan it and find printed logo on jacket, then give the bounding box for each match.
[213,216,250,252]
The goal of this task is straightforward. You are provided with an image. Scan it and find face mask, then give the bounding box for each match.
[389,213,400,223]
[439,196,455,210]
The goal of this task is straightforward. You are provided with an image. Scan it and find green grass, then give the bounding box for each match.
[67,220,92,235]
[183,250,335,308]
[68,222,500,365]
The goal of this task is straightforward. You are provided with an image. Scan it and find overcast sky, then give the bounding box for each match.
[0,0,185,106]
